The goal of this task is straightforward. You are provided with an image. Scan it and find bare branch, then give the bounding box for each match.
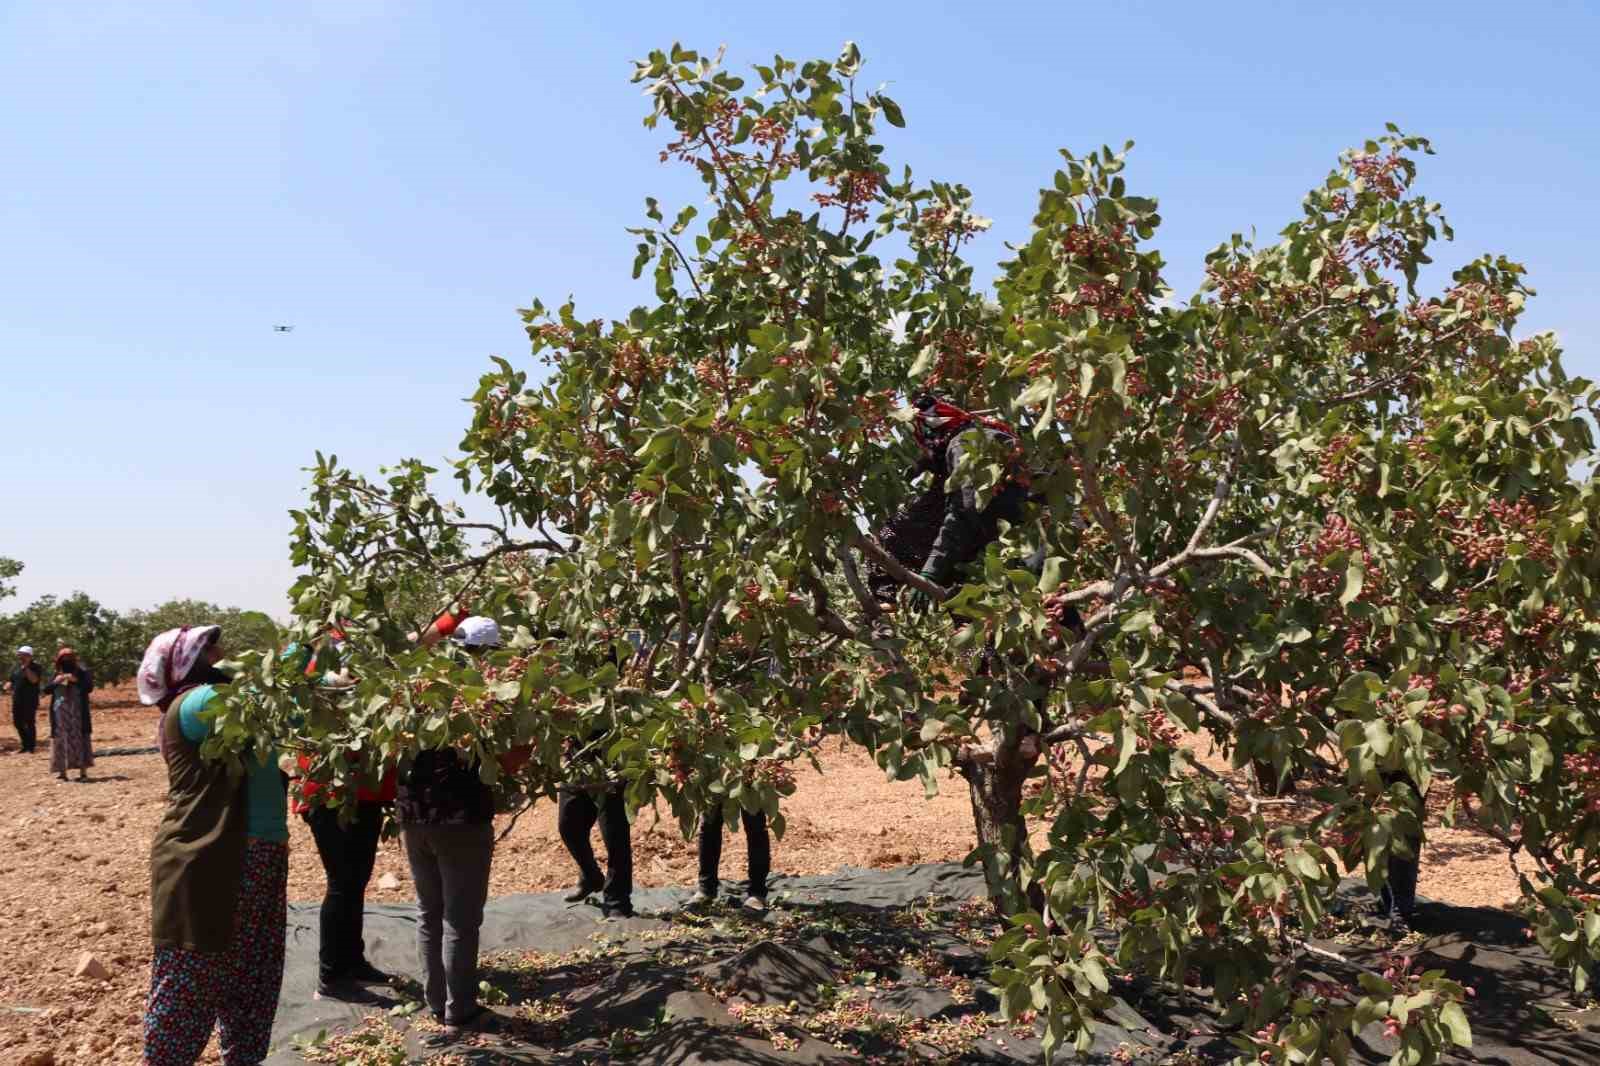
[439,540,562,575]
[852,533,949,602]
[670,548,692,673]
[837,546,883,623]
[1074,448,1143,579]
[1162,679,1237,730]
[693,591,727,681]
[1184,443,1242,557]
[1188,543,1278,579]
[1041,720,1101,745]
[1317,326,1468,407]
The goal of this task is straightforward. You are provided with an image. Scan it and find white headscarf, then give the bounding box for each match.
[138,625,222,706]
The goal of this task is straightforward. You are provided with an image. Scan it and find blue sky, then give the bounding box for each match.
[1,0,1595,617]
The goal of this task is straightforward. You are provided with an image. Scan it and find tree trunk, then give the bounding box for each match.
[960,734,1044,919]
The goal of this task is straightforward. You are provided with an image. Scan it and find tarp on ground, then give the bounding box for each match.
[266,862,1600,1065]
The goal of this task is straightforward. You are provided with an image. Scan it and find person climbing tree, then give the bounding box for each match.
[868,394,1033,605]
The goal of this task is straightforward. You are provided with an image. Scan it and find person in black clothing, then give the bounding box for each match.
[291,638,396,1001]
[7,646,43,753]
[869,395,1079,635]
[868,396,1036,602]
[557,639,638,919]
[557,734,635,918]
[1379,771,1423,929]
[692,804,770,912]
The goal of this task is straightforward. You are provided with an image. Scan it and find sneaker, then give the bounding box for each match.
[687,889,716,908]
[563,874,604,903]
[740,895,769,915]
[600,900,636,920]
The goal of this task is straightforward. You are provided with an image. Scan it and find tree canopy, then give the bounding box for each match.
[220,44,1600,1064]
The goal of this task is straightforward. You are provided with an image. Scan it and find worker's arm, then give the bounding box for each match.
[413,607,468,649]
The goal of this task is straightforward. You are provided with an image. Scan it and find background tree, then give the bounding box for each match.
[217,44,1599,1063]
[0,592,282,684]
[126,599,282,656]
[0,557,20,603]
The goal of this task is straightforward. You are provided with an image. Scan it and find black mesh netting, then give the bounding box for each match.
[266,862,1600,1065]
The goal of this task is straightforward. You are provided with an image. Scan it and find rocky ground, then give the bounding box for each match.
[0,682,1529,1065]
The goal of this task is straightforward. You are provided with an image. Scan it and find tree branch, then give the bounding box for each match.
[852,533,950,602]
[670,548,692,673]
[439,539,563,575]
[837,545,882,623]
[1074,447,1143,579]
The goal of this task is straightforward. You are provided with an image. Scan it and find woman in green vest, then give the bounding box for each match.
[137,625,289,1066]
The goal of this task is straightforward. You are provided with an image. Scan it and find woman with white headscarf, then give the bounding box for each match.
[138,625,290,1066]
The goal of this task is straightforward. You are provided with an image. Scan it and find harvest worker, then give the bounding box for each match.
[692,801,770,913]
[1378,771,1424,931]
[868,394,1035,605]
[6,645,42,753]
[291,634,397,1001]
[557,729,635,919]
[140,625,291,1066]
[396,614,531,1030]
[43,647,94,780]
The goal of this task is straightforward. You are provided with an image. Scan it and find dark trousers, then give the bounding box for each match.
[698,805,770,899]
[1379,773,1422,919]
[402,820,494,1023]
[306,802,384,984]
[11,703,37,753]
[557,785,632,907]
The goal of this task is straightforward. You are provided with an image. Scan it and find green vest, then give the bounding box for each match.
[149,699,247,953]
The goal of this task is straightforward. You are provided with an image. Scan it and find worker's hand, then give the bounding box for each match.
[905,579,939,616]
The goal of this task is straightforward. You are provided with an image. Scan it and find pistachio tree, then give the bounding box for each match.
[215,44,1600,1064]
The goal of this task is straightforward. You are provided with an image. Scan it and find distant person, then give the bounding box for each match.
[6,645,43,753]
[395,615,530,1030]
[291,633,398,1001]
[139,624,289,1066]
[693,802,771,913]
[43,647,94,781]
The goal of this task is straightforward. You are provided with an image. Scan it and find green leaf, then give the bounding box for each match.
[1340,557,1365,606]
[1038,556,1066,594]
[1081,956,1111,993]
[1529,735,1552,781]
[1115,721,1138,774]
[878,95,905,128]
[1439,1001,1471,1047]
[1288,849,1323,881]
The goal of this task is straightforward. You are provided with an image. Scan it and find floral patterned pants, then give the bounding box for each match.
[143,839,288,1066]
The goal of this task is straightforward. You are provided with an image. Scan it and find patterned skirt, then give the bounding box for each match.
[49,697,93,773]
[143,838,288,1066]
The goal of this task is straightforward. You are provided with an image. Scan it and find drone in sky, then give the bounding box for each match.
[273,325,294,333]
